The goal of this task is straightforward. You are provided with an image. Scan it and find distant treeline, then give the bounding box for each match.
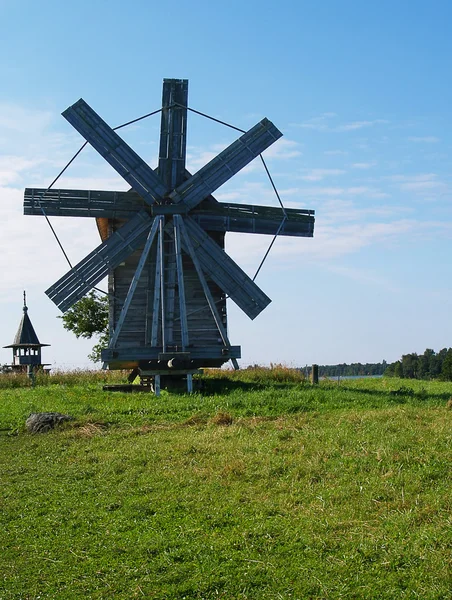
[314,361,388,377]
[384,348,452,380]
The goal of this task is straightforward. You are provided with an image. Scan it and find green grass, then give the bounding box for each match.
[1,372,451,599]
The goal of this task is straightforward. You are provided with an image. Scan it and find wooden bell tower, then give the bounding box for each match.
[3,292,50,373]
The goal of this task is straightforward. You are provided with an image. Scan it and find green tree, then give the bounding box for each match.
[59,292,109,363]
[441,348,452,381]
[384,363,395,377]
[401,353,418,379]
[418,349,434,379]
[393,361,403,378]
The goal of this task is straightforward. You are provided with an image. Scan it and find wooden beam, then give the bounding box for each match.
[173,217,189,350]
[102,345,241,362]
[108,216,161,349]
[46,211,154,312]
[158,217,166,352]
[158,79,188,190]
[170,119,282,210]
[192,202,315,237]
[62,99,167,205]
[25,189,315,238]
[24,188,145,219]
[150,236,162,347]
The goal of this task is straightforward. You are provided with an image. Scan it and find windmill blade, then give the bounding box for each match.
[174,216,271,320]
[62,99,167,205]
[46,211,154,312]
[192,202,315,237]
[24,188,146,219]
[169,119,282,210]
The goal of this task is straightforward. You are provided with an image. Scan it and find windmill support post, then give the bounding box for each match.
[23,78,315,395]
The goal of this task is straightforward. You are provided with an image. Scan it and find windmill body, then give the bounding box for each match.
[24,79,315,386]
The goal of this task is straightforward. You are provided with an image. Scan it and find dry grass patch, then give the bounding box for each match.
[211,411,234,426]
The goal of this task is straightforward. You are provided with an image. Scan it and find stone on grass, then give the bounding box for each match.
[26,412,73,434]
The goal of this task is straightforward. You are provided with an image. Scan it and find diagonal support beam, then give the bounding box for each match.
[108,216,161,349]
[170,119,282,210]
[177,216,239,370]
[46,211,154,312]
[63,99,167,206]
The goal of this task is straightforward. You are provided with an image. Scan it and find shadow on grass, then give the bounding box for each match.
[198,377,268,395]
[336,384,451,402]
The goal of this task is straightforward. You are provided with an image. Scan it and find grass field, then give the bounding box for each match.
[1,369,451,599]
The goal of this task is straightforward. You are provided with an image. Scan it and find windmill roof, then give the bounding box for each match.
[3,307,49,348]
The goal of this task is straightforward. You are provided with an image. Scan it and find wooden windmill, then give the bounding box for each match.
[24,79,314,391]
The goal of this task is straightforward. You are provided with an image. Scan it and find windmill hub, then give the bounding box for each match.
[151,204,188,216]
[24,78,315,393]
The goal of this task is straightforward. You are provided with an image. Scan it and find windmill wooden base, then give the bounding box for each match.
[103,369,202,395]
[24,79,315,395]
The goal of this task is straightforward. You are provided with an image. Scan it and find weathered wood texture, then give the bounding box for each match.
[25,188,314,237]
[62,100,167,205]
[158,79,188,191]
[46,211,154,312]
[107,217,228,357]
[170,119,282,210]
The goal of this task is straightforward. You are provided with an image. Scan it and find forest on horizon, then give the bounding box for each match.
[314,347,452,380]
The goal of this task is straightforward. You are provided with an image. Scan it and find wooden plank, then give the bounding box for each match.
[102,345,241,362]
[24,188,145,218]
[62,99,167,205]
[192,202,315,237]
[173,217,189,350]
[46,211,154,312]
[25,188,315,238]
[151,240,162,347]
[158,218,166,352]
[169,119,282,210]
[158,79,188,190]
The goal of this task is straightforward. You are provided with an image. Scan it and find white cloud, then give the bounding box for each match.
[400,179,447,193]
[298,168,346,182]
[319,199,409,223]
[335,120,389,132]
[324,150,349,156]
[385,173,448,195]
[262,138,302,160]
[325,264,400,291]
[226,219,416,268]
[408,136,440,143]
[0,103,53,134]
[0,185,105,302]
[0,156,44,186]
[292,115,389,133]
[293,185,389,199]
[351,162,376,170]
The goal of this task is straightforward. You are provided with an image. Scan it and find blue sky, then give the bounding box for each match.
[1,0,451,369]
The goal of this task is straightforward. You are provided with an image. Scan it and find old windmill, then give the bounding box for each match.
[25,79,315,392]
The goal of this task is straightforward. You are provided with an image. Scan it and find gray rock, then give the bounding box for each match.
[26,412,73,434]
